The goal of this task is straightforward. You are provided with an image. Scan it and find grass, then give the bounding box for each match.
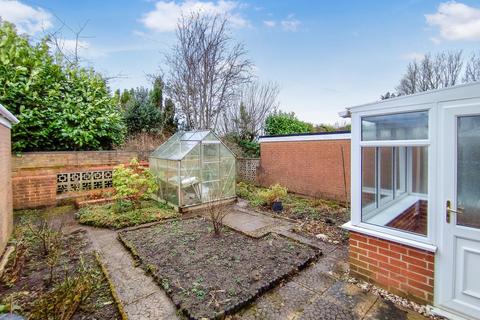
[76,199,179,229]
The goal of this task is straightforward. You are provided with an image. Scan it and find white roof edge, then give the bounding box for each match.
[259,132,351,143]
[0,104,19,126]
[346,81,480,112]
[338,110,350,118]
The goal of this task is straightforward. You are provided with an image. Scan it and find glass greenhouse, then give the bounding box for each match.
[149,130,236,210]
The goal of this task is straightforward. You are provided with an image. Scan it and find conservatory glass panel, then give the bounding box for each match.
[362,111,428,141]
[379,147,394,205]
[361,147,376,214]
[361,146,428,236]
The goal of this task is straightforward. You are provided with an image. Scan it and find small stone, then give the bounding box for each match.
[324,218,335,225]
[315,234,328,241]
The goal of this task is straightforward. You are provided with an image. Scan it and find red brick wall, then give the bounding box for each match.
[12,175,57,209]
[349,232,434,304]
[259,139,351,201]
[0,125,13,253]
[11,151,139,209]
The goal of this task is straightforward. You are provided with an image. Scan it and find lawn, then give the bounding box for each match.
[237,182,350,243]
[0,214,121,319]
[119,218,320,319]
[76,199,178,229]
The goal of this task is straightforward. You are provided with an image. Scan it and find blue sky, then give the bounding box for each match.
[2,0,480,124]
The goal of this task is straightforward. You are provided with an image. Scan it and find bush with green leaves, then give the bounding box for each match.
[112,159,158,209]
[258,183,288,205]
[0,22,125,151]
[264,111,313,136]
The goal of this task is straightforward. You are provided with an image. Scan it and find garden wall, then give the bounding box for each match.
[11,151,139,209]
[237,158,260,183]
[258,132,351,202]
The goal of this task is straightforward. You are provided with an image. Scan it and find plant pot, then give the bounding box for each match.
[272,201,283,212]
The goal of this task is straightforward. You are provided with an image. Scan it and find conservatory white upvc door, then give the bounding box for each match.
[437,102,480,319]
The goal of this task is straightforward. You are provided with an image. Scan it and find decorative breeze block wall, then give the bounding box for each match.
[12,151,138,209]
[237,158,260,183]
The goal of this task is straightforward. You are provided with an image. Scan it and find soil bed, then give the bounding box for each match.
[119,218,320,319]
[237,182,350,243]
[0,217,120,319]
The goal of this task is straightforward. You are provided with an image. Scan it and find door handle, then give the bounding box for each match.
[446,200,464,223]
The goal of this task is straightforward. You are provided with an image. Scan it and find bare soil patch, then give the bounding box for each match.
[119,218,320,319]
[0,218,120,319]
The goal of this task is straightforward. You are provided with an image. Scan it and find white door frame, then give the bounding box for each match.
[435,98,480,320]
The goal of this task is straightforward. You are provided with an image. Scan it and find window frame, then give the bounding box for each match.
[349,104,437,248]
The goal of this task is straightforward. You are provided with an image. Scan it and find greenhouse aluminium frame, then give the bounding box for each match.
[149,130,236,211]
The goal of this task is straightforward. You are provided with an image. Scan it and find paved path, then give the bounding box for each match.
[222,205,428,320]
[221,206,293,238]
[44,205,428,320]
[231,247,426,320]
[85,227,179,320]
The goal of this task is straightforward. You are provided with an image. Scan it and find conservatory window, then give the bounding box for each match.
[360,111,429,236]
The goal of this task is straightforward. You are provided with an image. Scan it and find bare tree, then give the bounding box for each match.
[221,81,280,139]
[396,51,463,95]
[464,52,480,83]
[165,13,253,130]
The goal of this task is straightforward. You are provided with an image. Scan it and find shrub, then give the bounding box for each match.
[264,111,313,136]
[113,159,158,209]
[0,22,125,152]
[258,184,288,205]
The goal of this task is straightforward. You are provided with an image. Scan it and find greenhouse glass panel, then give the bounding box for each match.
[149,130,236,210]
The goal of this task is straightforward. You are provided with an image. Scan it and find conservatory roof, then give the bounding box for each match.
[150,130,216,160]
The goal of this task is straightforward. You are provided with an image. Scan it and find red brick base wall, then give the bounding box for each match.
[349,231,434,304]
[12,175,57,209]
[259,139,351,202]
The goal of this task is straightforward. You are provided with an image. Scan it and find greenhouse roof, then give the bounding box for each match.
[150,130,218,160]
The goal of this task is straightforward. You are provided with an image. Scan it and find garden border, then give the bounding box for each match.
[117,219,322,320]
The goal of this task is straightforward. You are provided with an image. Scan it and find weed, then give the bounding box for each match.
[29,258,96,320]
[77,200,178,229]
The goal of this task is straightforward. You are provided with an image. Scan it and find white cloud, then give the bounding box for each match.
[56,39,107,60]
[141,0,248,32]
[280,15,300,31]
[263,20,275,27]
[402,52,424,61]
[0,0,52,35]
[425,1,480,42]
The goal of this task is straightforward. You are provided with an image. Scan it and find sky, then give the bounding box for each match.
[1,0,480,124]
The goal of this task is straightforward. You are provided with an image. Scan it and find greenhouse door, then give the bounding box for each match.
[437,102,480,319]
[202,142,221,202]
